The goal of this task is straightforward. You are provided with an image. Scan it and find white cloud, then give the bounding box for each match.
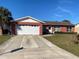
[54,14,62,17]
[59,0,73,4]
[57,6,70,13]
[56,6,73,16]
[54,6,74,19]
[54,0,74,18]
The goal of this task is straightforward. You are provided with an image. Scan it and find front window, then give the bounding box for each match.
[54,26,60,32]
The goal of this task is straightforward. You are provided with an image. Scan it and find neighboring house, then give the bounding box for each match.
[75,24,79,34]
[0,25,11,35]
[0,16,75,35]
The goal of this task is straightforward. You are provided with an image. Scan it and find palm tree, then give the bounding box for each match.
[0,6,13,35]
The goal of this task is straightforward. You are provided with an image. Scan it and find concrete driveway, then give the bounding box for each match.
[0,35,78,59]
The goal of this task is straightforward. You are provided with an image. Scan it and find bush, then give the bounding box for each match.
[75,34,79,44]
[55,32,77,34]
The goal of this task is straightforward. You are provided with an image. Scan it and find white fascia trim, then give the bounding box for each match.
[15,16,45,23]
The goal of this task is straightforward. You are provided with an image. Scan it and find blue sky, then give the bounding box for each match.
[0,0,79,24]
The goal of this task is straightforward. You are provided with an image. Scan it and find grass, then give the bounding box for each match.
[0,35,11,44]
[44,33,79,56]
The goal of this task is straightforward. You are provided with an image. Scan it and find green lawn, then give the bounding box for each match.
[0,35,11,44]
[44,34,79,56]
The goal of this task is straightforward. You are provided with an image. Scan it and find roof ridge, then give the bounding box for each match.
[15,16,45,23]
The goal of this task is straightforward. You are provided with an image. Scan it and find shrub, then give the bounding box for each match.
[74,34,79,44]
[55,32,77,34]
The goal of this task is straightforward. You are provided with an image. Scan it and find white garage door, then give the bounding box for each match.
[16,25,40,35]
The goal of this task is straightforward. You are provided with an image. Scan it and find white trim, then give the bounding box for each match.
[15,16,45,23]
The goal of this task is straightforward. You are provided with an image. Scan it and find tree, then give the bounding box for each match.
[62,20,71,23]
[0,6,13,35]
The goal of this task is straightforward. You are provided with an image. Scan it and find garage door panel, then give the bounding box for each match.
[16,25,40,35]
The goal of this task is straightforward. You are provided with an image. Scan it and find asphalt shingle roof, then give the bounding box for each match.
[44,21,74,26]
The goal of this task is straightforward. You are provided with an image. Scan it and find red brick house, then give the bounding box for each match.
[0,16,75,35]
[43,21,75,34]
[11,16,44,35]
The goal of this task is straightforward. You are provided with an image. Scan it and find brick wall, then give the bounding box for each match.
[61,27,67,32]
